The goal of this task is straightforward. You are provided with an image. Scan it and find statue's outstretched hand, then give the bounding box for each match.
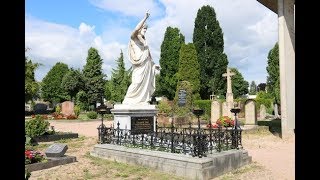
[146,10,150,19]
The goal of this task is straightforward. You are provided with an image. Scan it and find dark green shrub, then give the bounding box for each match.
[86,111,98,119]
[193,100,211,121]
[25,115,50,138]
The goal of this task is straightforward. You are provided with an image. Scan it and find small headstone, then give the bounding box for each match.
[245,100,257,125]
[61,101,75,116]
[45,143,68,157]
[34,103,48,114]
[259,104,266,120]
[274,103,280,118]
[211,100,221,123]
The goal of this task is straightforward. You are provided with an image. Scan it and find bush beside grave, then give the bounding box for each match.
[86,111,98,119]
[193,100,211,121]
[25,115,50,139]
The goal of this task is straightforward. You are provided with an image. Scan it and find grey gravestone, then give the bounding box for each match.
[259,104,266,120]
[245,100,257,125]
[34,103,48,114]
[178,89,187,107]
[45,143,68,157]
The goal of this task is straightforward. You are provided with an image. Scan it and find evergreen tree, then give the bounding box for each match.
[177,43,201,99]
[193,5,228,99]
[25,51,41,103]
[230,68,249,99]
[105,50,131,103]
[157,26,185,100]
[41,62,69,103]
[61,68,84,102]
[249,81,257,95]
[266,42,280,104]
[82,47,106,108]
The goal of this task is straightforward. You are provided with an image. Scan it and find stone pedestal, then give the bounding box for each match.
[111,104,158,132]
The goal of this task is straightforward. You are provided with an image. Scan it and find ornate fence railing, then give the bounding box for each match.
[98,120,242,158]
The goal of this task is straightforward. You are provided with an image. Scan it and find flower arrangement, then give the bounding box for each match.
[25,150,47,165]
[216,116,235,127]
[206,123,219,128]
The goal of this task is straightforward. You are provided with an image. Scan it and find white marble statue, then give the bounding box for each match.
[122,11,160,105]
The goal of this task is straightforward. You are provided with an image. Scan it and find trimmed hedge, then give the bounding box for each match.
[194,100,211,121]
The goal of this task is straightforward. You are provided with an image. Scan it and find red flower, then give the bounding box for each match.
[207,123,219,128]
[217,116,234,127]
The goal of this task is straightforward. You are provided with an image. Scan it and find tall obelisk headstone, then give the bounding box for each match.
[222,67,235,118]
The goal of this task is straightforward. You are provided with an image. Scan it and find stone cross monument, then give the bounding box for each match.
[222,67,235,118]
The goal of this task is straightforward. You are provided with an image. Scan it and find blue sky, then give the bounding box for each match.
[25,0,278,85]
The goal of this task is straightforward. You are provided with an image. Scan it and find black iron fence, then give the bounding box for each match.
[98,120,242,158]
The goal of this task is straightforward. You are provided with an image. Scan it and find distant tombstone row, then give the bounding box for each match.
[211,99,268,126]
[26,101,75,116]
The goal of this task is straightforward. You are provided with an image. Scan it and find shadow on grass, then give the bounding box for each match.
[257,119,282,137]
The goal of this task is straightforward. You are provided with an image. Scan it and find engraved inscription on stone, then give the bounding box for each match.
[131,116,153,135]
[45,143,68,157]
[178,89,187,107]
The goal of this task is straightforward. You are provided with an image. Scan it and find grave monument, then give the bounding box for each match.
[222,67,235,118]
[111,11,160,131]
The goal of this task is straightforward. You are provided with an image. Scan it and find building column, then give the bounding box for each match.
[278,0,295,138]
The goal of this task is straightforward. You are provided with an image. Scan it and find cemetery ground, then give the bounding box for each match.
[27,119,295,180]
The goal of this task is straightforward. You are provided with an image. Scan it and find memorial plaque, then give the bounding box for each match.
[178,89,187,107]
[45,143,68,157]
[131,116,154,135]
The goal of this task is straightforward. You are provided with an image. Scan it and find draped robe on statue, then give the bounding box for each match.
[122,38,156,105]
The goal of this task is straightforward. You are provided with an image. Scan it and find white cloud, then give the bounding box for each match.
[26,0,278,86]
[25,15,127,81]
[89,0,164,18]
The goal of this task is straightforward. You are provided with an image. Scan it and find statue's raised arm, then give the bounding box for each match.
[123,10,159,105]
[131,11,150,39]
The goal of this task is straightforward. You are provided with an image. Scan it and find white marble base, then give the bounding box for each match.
[111,104,158,131]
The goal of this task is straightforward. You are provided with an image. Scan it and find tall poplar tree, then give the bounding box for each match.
[177,43,200,99]
[82,47,106,108]
[266,42,280,104]
[193,5,228,99]
[157,26,185,100]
